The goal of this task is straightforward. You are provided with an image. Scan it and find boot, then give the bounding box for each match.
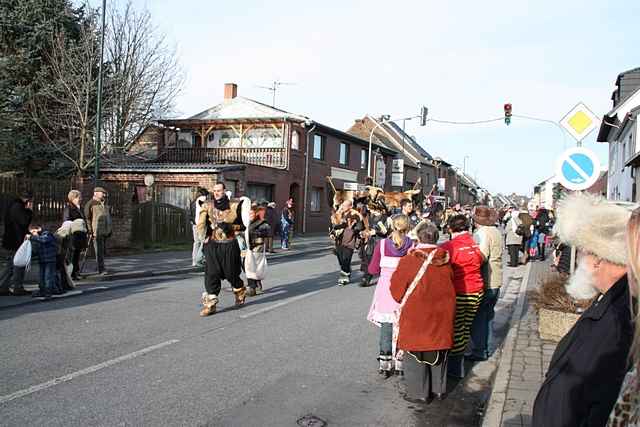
[233,286,247,307]
[359,274,372,288]
[378,353,393,376]
[394,358,404,376]
[199,292,218,317]
[246,287,257,297]
[338,271,349,286]
[255,281,264,295]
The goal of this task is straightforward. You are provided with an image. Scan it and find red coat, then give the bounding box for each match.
[390,246,456,352]
[440,233,484,294]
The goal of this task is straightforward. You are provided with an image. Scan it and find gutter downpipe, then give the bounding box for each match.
[303,121,317,234]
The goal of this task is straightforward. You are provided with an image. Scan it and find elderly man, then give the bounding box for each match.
[532,193,634,427]
[84,187,112,275]
[469,206,503,361]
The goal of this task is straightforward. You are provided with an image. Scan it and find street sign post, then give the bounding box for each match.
[556,147,601,191]
[559,102,599,144]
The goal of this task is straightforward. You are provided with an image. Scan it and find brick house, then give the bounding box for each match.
[347,115,438,192]
[99,83,398,234]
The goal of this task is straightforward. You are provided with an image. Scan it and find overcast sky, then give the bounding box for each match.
[89,0,640,195]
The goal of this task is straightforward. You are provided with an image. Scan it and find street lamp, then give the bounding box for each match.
[367,107,427,180]
[94,0,107,184]
[463,155,470,175]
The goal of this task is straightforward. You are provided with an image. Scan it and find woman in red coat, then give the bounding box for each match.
[390,221,456,403]
[439,214,485,379]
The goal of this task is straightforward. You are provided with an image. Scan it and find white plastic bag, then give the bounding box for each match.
[13,240,32,268]
[245,246,267,281]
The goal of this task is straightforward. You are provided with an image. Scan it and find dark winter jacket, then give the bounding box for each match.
[248,219,271,250]
[30,231,58,265]
[63,203,84,222]
[2,198,33,251]
[265,207,277,236]
[532,275,633,427]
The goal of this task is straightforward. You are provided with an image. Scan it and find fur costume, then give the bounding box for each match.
[553,193,634,265]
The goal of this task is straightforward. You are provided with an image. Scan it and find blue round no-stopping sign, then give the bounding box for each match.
[556,147,601,191]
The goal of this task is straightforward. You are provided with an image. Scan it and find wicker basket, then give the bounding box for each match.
[538,308,580,342]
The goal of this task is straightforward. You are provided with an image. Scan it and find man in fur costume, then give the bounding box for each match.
[196,182,251,317]
[532,193,635,427]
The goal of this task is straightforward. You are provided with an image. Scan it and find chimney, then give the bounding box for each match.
[224,83,238,100]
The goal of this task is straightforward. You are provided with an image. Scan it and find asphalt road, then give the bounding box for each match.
[0,251,488,427]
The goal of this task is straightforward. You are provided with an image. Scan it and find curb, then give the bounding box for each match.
[481,261,534,427]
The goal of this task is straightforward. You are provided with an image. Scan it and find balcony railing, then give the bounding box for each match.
[158,147,287,169]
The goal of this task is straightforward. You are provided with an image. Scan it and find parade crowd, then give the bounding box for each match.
[330,187,640,427]
[5,180,640,426]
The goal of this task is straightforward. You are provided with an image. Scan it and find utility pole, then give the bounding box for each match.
[94,0,107,184]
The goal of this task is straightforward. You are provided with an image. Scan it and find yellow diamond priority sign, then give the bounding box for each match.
[559,102,599,142]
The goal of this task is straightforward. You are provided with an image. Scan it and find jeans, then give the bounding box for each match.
[0,251,26,292]
[336,246,354,275]
[39,262,59,295]
[281,224,291,249]
[94,236,107,272]
[192,225,204,266]
[379,322,393,355]
[470,288,501,359]
[507,244,520,266]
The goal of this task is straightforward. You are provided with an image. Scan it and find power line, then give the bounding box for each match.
[427,117,504,125]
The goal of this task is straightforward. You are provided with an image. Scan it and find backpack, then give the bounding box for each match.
[515,224,527,237]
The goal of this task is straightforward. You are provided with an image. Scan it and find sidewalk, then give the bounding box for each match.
[0,233,332,310]
[482,260,555,427]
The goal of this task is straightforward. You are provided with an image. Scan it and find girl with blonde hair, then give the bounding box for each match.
[367,214,414,376]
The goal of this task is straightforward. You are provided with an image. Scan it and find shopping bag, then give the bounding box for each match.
[13,240,32,268]
[245,246,268,281]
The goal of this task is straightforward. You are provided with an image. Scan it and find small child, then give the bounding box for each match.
[29,226,63,298]
[528,229,539,260]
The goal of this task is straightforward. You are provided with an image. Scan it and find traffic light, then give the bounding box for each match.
[504,103,512,125]
[420,106,428,126]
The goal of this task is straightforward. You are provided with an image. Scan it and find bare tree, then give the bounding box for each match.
[103,1,184,149]
[28,18,106,174]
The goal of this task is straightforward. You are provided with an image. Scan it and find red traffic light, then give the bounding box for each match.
[504,103,512,116]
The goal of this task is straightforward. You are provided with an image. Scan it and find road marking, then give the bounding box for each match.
[0,339,179,405]
[565,155,590,181]
[240,290,324,319]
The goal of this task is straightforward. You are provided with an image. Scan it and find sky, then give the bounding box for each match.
[87,0,640,195]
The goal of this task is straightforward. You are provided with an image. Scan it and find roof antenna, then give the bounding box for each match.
[256,80,296,107]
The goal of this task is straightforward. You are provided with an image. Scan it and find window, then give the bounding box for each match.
[313,135,325,160]
[291,130,300,150]
[339,142,349,165]
[158,186,192,210]
[246,183,274,203]
[311,187,323,212]
[360,149,368,169]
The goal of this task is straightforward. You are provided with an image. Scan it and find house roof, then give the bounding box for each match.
[187,96,309,122]
[385,121,434,161]
[598,86,640,142]
[347,116,430,168]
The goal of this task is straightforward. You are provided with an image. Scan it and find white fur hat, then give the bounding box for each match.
[553,192,634,265]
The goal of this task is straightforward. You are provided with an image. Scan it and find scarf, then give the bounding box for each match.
[213,195,230,211]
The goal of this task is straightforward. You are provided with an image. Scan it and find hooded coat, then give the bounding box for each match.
[390,245,455,351]
[2,198,33,251]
